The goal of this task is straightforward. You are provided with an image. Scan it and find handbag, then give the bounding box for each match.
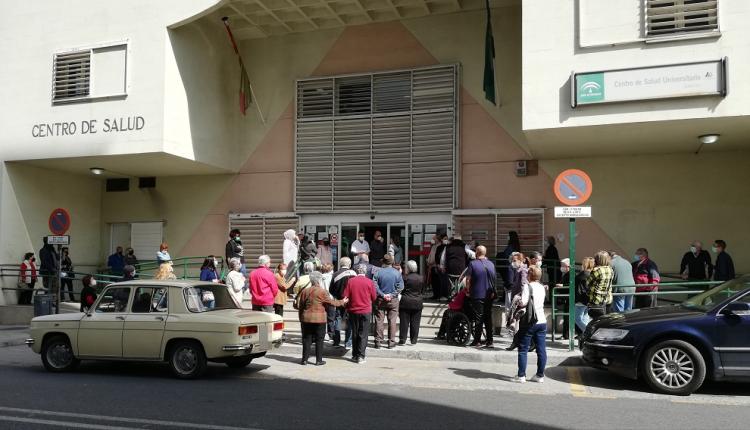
[520,290,538,328]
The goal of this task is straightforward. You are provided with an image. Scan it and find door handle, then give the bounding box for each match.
[116,316,125,320]
[155,316,165,321]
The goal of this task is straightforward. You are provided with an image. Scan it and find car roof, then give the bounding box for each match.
[105,280,218,288]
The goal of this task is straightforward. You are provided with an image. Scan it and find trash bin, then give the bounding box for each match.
[33,294,54,317]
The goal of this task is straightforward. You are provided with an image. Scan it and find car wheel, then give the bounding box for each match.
[642,340,706,396]
[41,335,79,373]
[168,341,207,379]
[225,357,253,368]
[447,313,472,346]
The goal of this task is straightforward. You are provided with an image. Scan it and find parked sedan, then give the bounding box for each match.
[26,280,284,379]
[581,276,750,395]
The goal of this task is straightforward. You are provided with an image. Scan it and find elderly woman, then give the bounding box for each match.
[273,263,291,317]
[296,271,348,366]
[293,261,316,296]
[586,251,615,321]
[154,262,176,280]
[225,257,247,308]
[398,260,424,345]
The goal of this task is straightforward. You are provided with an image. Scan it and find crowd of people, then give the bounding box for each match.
[14,228,739,381]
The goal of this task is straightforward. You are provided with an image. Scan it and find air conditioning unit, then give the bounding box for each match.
[515,160,528,177]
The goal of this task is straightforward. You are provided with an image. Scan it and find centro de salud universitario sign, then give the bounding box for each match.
[571,58,727,108]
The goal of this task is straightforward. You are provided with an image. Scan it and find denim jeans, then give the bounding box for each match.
[574,303,590,332]
[517,323,547,378]
[611,293,634,313]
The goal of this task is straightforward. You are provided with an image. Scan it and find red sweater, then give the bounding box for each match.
[343,275,377,314]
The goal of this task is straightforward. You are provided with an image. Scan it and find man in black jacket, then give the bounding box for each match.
[369,230,386,267]
[330,257,356,347]
[680,241,713,281]
[38,237,59,298]
[442,236,472,297]
[712,240,735,282]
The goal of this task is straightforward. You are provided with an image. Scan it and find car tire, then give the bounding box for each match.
[225,357,253,368]
[642,339,706,396]
[168,341,207,379]
[41,335,79,373]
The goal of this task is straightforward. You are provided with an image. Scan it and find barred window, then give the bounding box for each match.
[52,43,128,103]
[645,0,718,37]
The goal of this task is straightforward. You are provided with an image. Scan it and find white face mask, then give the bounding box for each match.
[91,280,97,287]
[359,237,364,241]
[561,266,570,274]
[280,270,287,276]
[535,260,542,268]
[442,240,449,245]
[690,246,698,254]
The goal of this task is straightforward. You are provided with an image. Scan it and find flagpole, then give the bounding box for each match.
[247,80,266,125]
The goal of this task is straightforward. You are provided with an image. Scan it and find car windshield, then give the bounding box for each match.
[184,284,239,313]
[681,277,750,312]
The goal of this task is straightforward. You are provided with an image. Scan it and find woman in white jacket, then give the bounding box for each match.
[226,258,248,308]
[283,229,300,266]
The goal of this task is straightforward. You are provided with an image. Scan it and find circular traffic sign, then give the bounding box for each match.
[554,169,593,206]
[48,208,71,235]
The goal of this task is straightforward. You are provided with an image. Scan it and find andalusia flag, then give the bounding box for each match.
[483,0,497,105]
[222,18,252,115]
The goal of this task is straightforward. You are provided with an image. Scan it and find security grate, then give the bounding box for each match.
[645,0,719,37]
[228,214,299,265]
[53,50,91,101]
[295,64,458,213]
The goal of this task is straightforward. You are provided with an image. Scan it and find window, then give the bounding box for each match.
[184,285,238,312]
[131,287,168,313]
[53,43,127,103]
[645,0,719,37]
[295,65,458,212]
[95,287,131,313]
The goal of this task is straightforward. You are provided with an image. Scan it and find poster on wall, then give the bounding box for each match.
[318,232,329,241]
[425,225,437,234]
[412,234,423,246]
[328,226,338,234]
[411,224,423,233]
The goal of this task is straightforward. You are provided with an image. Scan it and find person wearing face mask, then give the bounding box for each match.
[440,235,472,297]
[350,231,370,265]
[369,230,386,267]
[199,256,220,283]
[18,252,38,305]
[226,229,248,290]
[124,248,139,267]
[60,247,75,302]
[79,275,98,312]
[632,248,660,309]
[543,236,561,286]
[554,258,572,340]
[317,239,333,266]
[274,263,292,318]
[107,245,125,276]
[300,235,318,265]
[608,250,635,313]
[430,235,449,300]
[679,241,713,281]
[282,229,300,275]
[122,265,137,282]
[156,243,171,265]
[712,240,735,282]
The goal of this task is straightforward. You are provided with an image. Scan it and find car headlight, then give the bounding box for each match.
[591,328,629,342]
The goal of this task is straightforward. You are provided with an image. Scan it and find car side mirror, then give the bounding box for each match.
[721,302,750,317]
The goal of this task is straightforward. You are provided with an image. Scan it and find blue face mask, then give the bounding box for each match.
[633,254,641,263]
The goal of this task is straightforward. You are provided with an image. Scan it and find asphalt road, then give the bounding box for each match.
[0,346,749,429]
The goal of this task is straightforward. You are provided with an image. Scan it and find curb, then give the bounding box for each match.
[272,343,584,367]
[0,339,27,348]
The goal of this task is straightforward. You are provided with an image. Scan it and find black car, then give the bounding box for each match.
[581,276,750,395]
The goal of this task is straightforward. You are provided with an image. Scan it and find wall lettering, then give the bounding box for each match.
[32,116,145,138]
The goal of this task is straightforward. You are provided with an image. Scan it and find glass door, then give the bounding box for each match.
[340,224,359,264]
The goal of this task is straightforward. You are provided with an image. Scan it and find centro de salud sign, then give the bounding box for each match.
[571,58,727,108]
[31,116,145,138]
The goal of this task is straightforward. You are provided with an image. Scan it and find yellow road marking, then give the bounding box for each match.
[566,367,616,399]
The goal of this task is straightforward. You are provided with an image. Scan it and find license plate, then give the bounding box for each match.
[260,324,269,345]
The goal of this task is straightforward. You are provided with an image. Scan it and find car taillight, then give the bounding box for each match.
[273,322,284,331]
[238,325,258,336]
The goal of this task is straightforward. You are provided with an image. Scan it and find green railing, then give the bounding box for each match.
[131,256,225,281]
[550,280,723,351]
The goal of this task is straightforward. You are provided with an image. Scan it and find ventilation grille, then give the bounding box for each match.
[228,214,299,265]
[53,50,91,101]
[453,212,545,259]
[645,0,719,37]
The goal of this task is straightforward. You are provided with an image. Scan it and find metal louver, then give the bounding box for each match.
[645,0,719,37]
[53,50,91,101]
[453,211,545,260]
[228,214,299,266]
[295,64,458,213]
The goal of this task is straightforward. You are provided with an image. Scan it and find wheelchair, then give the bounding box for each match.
[439,300,474,346]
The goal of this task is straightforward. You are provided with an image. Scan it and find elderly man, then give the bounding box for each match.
[249,255,278,313]
[680,241,713,281]
[373,254,404,349]
[464,246,496,348]
[344,264,378,364]
[330,257,356,347]
[350,231,370,265]
[609,250,635,312]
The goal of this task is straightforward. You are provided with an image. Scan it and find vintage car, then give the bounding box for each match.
[25,280,283,379]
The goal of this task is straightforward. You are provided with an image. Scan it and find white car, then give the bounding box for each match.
[25,280,283,378]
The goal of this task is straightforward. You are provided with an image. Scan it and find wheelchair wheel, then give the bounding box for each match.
[447,313,473,346]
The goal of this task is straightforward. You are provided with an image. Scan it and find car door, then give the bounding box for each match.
[715,292,750,377]
[78,287,131,357]
[122,287,168,359]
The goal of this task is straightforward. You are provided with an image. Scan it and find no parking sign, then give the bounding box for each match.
[48,208,71,235]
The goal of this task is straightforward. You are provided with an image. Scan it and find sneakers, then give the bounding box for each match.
[358,357,367,364]
[530,375,545,384]
[512,376,526,384]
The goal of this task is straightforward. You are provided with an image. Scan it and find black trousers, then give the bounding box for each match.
[61,278,74,301]
[349,313,370,360]
[437,310,456,339]
[588,306,607,320]
[18,281,35,305]
[399,308,422,343]
[273,304,284,317]
[430,267,442,298]
[470,299,493,344]
[301,322,326,362]
[635,294,657,309]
